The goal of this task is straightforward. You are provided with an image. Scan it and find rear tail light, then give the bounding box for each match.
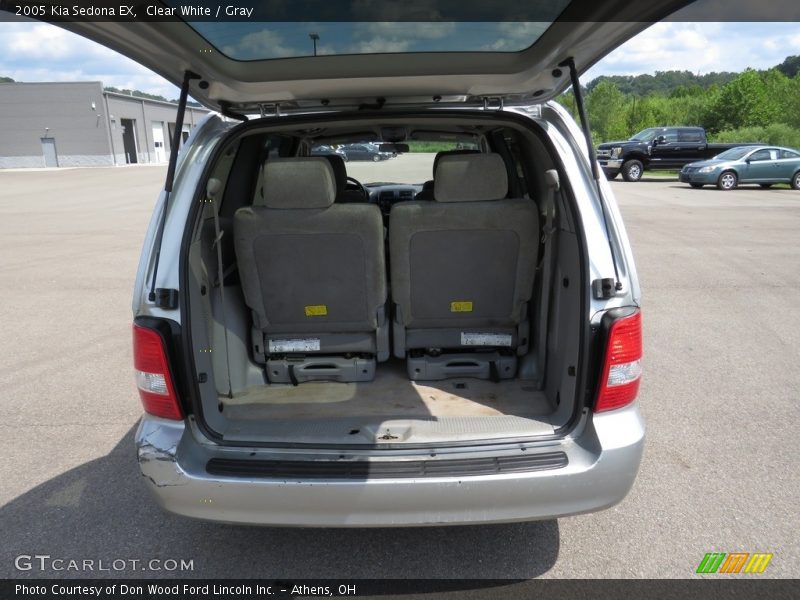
[595,310,642,413]
[133,323,183,420]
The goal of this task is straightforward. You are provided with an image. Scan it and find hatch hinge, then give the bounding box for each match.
[259,103,282,118]
[481,96,505,111]
[592,279,618,300]
[153,288,179,309]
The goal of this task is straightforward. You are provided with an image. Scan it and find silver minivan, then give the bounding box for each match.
[59,2,686,526]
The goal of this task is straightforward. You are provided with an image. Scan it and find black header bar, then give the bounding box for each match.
[2,579,798,600]
[1,0,799,23]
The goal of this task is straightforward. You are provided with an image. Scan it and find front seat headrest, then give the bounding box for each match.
[320,154,347,196]
[431,149,480,178]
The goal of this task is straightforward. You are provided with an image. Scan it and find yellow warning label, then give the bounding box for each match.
[304,305,328,317]
[450,301,473,313]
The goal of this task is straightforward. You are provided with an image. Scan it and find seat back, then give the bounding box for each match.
[234,158,388,378]
[414,149,479,201]
[389,153,539,365]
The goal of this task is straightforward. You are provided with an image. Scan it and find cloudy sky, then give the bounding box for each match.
[0,18,798,101]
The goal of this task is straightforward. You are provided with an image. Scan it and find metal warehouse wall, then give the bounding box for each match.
[104,93,208,166]
[0,82,111,168]
[0,82,210,169]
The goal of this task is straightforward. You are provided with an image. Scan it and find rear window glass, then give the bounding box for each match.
[780,149,800,159]
[715,147,752,160]
[678,129,703,142]
[186,19,568,61]
[749,150,772,161]
[663,131,679,143]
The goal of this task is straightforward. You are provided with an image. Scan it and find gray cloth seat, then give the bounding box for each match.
[234,157,388,383]
[389,153,540,380]
[415,149,480,201]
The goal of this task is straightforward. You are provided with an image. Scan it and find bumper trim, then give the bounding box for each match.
[679,172,717,184]
[136,403,645,526]
[599,159,623,169]
[206,452,568,479]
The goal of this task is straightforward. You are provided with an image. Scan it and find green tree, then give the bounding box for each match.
[762,69,798,128]
[669,84,703,98]
[585,70,737,96]
[558,57,800,145]
[554,89,578,120]
[586,81,629,141]
[706,69,784,131]
[626,96,656,133]
[776,55,800,78]
[784,76,800,129]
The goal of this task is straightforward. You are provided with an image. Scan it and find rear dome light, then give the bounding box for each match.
[133,323,183,420]
[595,310,642,413]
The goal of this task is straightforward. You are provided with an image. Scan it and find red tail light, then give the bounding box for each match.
[132,323,183,420]
[595,310,642,413]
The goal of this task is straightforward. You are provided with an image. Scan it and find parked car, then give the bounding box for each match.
[309,144,346,159]
[52,2,700,527]
[338,143,393,161]
[679,146,800,190]
[597,126,761,182]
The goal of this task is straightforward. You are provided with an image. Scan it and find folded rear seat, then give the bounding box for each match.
[233,157,388,384]
[389,153,540,381]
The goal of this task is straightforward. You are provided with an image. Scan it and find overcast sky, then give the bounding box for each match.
[0,19,798,101]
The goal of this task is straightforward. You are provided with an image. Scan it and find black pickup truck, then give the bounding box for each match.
[597,126,760,181]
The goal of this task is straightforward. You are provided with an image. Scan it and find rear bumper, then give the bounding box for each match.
[679,171,718,184]
[136,404,645,527]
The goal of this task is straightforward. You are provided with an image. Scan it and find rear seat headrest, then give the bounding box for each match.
[434,153,509,203]
[257,158,336,209]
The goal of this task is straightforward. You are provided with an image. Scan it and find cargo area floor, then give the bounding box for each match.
[223,360,552,419]
[216,361,556,444]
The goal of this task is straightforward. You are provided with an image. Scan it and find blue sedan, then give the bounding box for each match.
[679,146,800,190]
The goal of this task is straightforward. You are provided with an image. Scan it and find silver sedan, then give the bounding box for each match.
[679,146,800,190]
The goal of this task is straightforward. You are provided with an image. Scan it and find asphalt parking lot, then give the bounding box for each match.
[0,165,798,581]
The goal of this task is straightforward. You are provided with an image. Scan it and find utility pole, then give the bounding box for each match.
[309,33,319,56]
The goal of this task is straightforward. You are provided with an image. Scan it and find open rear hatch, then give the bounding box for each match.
[44,1,695,112]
